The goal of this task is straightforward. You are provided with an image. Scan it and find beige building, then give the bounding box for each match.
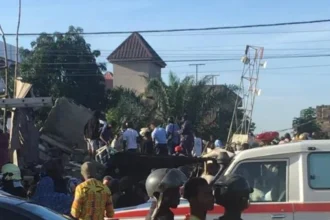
[107,32,166,94]
[316,105,330,136]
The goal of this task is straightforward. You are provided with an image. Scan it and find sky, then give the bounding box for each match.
[1,0,330,134]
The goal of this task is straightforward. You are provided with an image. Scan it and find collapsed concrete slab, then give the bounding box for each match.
[40,97,93,152]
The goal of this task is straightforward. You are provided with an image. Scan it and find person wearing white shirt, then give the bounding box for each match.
[122,122,139,153]
[192,132,202,157]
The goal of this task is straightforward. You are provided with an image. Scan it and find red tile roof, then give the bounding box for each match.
[107,32,166,68]
[104,71,113,80]
[104,72,113,90]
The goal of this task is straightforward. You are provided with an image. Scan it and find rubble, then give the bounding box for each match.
[37,97,105,178]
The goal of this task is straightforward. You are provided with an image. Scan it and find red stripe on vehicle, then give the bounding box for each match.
[114,203,330,218]
[293,203,330,212]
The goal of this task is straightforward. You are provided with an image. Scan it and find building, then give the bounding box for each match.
[107,32,166,94]
[104,71,113,90]
[316,105,330,136]
[0,41,22,65]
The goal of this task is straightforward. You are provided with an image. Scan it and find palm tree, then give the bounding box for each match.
[146,72,239,138]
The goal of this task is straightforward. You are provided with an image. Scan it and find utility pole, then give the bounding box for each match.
[205,74,220,85]
[189,63,205,84]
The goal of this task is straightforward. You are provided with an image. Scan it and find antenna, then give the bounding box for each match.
[227,45,266,143]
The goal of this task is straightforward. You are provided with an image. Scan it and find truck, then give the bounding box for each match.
[113,140,330,220]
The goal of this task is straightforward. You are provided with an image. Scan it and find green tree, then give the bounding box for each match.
[105,87,154,131]
[292,107,320,134]
[145,72,248,140]
[19,26,106,111]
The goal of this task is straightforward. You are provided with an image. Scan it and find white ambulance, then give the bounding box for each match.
[113,140,330,220]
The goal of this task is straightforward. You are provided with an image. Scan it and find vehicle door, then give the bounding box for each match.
[0,206,37,220]
[232,159,293,220]
[294,152,330,220]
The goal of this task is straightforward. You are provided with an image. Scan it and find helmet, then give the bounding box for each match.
[1,163,21,181]
[145,168,187,197]
[214,174,253,206]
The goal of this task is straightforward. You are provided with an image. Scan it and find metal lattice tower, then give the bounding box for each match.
[227,45,265,143]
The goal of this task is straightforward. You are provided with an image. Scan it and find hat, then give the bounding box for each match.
[1,163,21,181]
[81,162,97,178]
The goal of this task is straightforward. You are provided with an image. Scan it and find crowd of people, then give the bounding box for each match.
[84,111,225,160]
[1,109,322,220]
[0,159,153,219]
[0,160,254,220]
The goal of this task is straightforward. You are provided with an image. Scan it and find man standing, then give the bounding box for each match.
[99,121,115,146]
[166,117,180,155]
[122,122,139,153]
[71,162,114,220]
[150,122,168,156]
[192,132,202,157]
[180,114,194,156]
[84,111,101,159]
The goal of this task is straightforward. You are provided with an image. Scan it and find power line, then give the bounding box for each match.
[17,63,330,74]
[3,19,330,36]
[275,119,318,132]
[8,53,330,66]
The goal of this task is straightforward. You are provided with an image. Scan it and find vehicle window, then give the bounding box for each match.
[233,161,287,203]
[0,208,32,220]
[308,152,330,189]
[19,202,72,220]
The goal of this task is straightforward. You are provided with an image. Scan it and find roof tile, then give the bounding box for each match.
[107,32,166,68]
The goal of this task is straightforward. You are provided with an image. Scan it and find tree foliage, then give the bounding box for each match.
[106,72,256,140]
[140,72,254,140]
[292,107,320,134]
[19,26,106,111]
[105,87,154,131]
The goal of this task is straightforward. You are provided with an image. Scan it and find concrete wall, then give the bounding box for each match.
[316,105,330,135]
[113,61,161,94]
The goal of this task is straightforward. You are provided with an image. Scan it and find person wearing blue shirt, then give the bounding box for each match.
[165,117,180,154]
[150,122,168,156]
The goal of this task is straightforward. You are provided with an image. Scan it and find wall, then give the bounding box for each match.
[316,105,330,135]
[113,61,161,94]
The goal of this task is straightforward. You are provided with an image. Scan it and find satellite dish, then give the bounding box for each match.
[241,56,250,65]
[260,61,267,69]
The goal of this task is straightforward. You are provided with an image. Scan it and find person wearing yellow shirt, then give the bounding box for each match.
[71,162,114,220]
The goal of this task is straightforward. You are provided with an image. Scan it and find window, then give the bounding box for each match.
[308,152,330,189]
[233,160,287,202]
[0,208,31,220]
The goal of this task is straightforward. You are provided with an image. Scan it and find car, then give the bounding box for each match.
[0,190,72,220]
